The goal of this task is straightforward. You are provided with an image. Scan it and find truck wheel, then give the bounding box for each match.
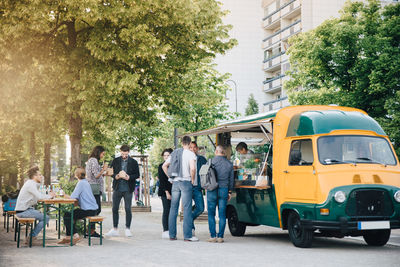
[287,211,313,248]
[227,208,246,236]
[363,229,391,246]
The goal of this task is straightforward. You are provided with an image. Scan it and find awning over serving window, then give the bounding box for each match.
[179,110,278,137]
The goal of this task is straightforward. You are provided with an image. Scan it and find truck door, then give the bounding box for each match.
[283,139,317,201]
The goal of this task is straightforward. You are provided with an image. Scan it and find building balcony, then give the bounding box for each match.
[263,10,281,29]
[281,0,301,19]
[263,74,285,93]
[281,20,302,40]
[263,52,284,71]
[263,96,290,111]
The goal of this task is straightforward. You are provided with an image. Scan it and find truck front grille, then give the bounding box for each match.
[345,189,393,218]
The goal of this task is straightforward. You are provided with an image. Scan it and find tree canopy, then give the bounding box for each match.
[0,0,236,184]
[286,0,400,154]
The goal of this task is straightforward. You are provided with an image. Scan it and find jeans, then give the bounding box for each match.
[64,209,97,236]
[112,191,133,229]
[207,187,229,238]
[17,208,49,237]
[168,180,193,239]
[161,195,171,231]
[192,187,204,230]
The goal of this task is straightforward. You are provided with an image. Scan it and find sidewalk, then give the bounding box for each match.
[0,197,399,267]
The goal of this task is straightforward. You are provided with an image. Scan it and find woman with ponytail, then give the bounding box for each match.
[58,167,99,244]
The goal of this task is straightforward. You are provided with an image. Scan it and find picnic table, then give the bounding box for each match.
[38,198,77,247]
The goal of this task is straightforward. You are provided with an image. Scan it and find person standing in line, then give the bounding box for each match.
[86,145,108,237]
[162,136,198,242]
[106,145,140,237]
[207,146,234,243]
[15,166,55,245]
[189,141,207,236]
[59,167,98,244]
[158,148,173,239]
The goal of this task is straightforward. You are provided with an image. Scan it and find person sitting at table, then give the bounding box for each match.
[58,167,98,244]
[15,166,55,245]
[235,142,254,155]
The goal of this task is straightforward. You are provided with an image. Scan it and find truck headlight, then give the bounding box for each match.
[334,191,346,203]
[394,190,400,203]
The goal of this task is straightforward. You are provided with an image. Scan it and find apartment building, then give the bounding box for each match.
[261,0,398,111]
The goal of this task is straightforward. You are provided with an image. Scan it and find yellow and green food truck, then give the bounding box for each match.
[185,105,400,247]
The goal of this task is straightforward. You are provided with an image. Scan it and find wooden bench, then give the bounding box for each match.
[6,210,16,233]
[15,216,35,248]
[85,216,104,246]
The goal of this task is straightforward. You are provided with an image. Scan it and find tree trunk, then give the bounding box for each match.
[9,172,18,188]
[43,143,51,186]
[69,114,82,180]
[29,131,36,167]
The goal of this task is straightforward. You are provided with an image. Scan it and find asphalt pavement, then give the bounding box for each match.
[0,197,399,267]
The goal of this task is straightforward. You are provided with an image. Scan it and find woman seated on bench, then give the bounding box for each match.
[59,167,98,244]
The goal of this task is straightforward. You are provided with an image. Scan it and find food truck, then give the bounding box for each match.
[185,105,400,247]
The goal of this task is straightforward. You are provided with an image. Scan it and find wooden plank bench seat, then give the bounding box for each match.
[15,216,36,248]
[84,216,104,246]
[6,211,17,232]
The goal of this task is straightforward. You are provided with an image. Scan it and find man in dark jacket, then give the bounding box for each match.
[189,141,207,236]
[106,145,140,237]
[207,145,234,243]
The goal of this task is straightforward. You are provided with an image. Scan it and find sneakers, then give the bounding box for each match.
[170,237,177,241]
[125,228,132,237]
[91,232,102,238]
[162,231,169,239]
[207,237,217,243]
[105,228,119,237]
[184,236,199,242]
[217,238,224,243]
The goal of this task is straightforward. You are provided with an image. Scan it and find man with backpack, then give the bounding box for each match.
[206,145,234,243]
[162,136,198,242]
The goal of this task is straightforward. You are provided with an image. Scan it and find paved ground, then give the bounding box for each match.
[1,197,399,267]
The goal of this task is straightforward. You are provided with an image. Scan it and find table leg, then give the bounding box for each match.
[70,204,74,246]
[58,204,61,239]
[43,204,47,247]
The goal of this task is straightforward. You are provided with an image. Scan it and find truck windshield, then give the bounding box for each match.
[317,135,397,166]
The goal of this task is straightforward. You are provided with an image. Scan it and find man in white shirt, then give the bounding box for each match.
[163,136,198,241]
[15,166,55,243]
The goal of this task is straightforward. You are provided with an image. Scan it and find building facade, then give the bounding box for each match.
[261,0,398,111]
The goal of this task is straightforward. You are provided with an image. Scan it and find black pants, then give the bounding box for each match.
[64,209,97,236]
[112,191,133,229]
[161,195,171,231]
[94,193,102,215]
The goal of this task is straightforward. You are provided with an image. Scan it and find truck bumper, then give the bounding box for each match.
[300,217,400,232]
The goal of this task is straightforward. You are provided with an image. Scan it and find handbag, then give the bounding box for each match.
[90,184,101,195]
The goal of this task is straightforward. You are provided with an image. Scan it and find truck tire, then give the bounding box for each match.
[227,208,246,236]
[287,211,313,248]
[363,229,391,246]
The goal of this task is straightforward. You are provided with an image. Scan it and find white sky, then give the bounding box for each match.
[214,0,265,115]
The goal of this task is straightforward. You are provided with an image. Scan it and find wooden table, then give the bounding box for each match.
[38,198,77,247]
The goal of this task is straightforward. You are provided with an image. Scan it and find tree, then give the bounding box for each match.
[245,94,259,116]
[168,61,234,140]
[285,0,400,154]
[0,0,236,179]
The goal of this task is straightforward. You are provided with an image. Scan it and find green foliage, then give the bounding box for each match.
[0,0,236,184]
[59,177,77,195]
[245,94,259,116]
[286,0,400,154]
